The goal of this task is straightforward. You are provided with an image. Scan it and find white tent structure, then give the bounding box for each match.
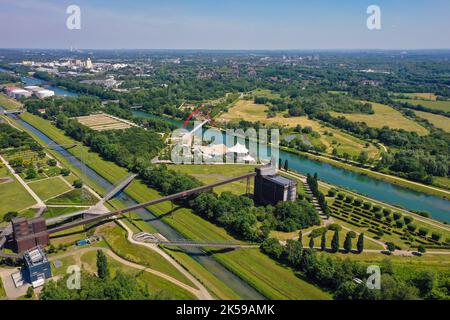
[228,143,248,154]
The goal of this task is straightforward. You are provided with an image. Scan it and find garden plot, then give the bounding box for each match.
[75,113,134,131]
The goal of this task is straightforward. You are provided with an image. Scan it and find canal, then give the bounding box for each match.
[133,110,450,222]
[11,114,265,300]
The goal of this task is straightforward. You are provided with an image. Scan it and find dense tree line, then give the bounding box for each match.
[306,173,330,216]
[261,239,449,300]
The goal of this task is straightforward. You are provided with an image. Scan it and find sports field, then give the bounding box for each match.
[76,113,133,131]
[331,102,429,135]
[414,110,450,132]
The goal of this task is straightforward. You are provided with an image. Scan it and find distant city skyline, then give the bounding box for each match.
[1,0,449,50]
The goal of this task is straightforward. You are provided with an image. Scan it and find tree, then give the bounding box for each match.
[283,159,289,171]
[309,236,315,249]
[96,250,109,279]
[386,242,396,252]
[25,166,37,179]
[344,232,353,252]
[298,230,303,243]
[26,286,34,299]
[73,179,83,188]
[47,159,57,167]
[3,211,18,222]
[357,233,364,253]
[358,151,369,164]
[320,231,327,251]
[417,245,426,254]
[285,240,303,267]
[60,168,70,176]
[331,230,340,253]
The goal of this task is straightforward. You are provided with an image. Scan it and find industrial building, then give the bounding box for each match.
[11,217,49,253]
[22,246,52,286]
[253,166,297,206]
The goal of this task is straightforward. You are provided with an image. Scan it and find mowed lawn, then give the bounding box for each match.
[397,98,450,112]
[0,93,22,110]
[331,102,429,135]
[414,110,450,132]
[172,164,256,195]
[0,166,36,218]
[28,176,72,201]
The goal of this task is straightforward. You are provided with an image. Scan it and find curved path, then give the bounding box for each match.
[118,221,213,300]
[50,242,211,300]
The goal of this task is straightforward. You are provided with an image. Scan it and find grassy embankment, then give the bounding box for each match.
[0,93,22,110]
[396,98,450,112]
[17,113,331,300]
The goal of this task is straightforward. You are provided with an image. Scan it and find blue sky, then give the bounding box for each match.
[0,0,449,49]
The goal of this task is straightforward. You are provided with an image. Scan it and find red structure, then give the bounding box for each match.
[12,217,49,253]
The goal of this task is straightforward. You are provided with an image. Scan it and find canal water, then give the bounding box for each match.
[0,67,78,97]
[10,114,264,300]
[133,110,450,222]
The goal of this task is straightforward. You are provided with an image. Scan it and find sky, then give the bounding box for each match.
[0,0,449,50]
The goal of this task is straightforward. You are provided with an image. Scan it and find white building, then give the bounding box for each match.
[35,89,55,99]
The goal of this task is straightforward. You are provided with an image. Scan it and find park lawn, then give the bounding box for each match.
[213,248,331,300]
[0,93,22,110]
[0,165,36,218]
[80,250,197,300]
[28,176,72,201]
[43,206,85,219]
[171,164,256,195]
[17,113,331,300]
[250,88,282,100]
[331,101,429,135]
[46,188,98,205]
[414,110,450,132]
[99,222,196,288]
[397,98,450,112]
[51,255,77,276]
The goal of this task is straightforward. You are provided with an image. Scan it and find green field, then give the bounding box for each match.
[46,188,98,205]
[397,98,450,112]
[331,102,429,135]
[0,165,36,219]
[172,164,255,195]
[414,110,450,132]
[42,206,85,219]
[28,176,72,201]
[99,222,196,288]
[0,93,22,110]
[213,248,331,300]
[80,250,197,300]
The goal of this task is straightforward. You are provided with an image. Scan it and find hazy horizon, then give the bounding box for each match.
[1,0,449,50]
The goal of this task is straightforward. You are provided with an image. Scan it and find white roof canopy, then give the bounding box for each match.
[228,143,248,154]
